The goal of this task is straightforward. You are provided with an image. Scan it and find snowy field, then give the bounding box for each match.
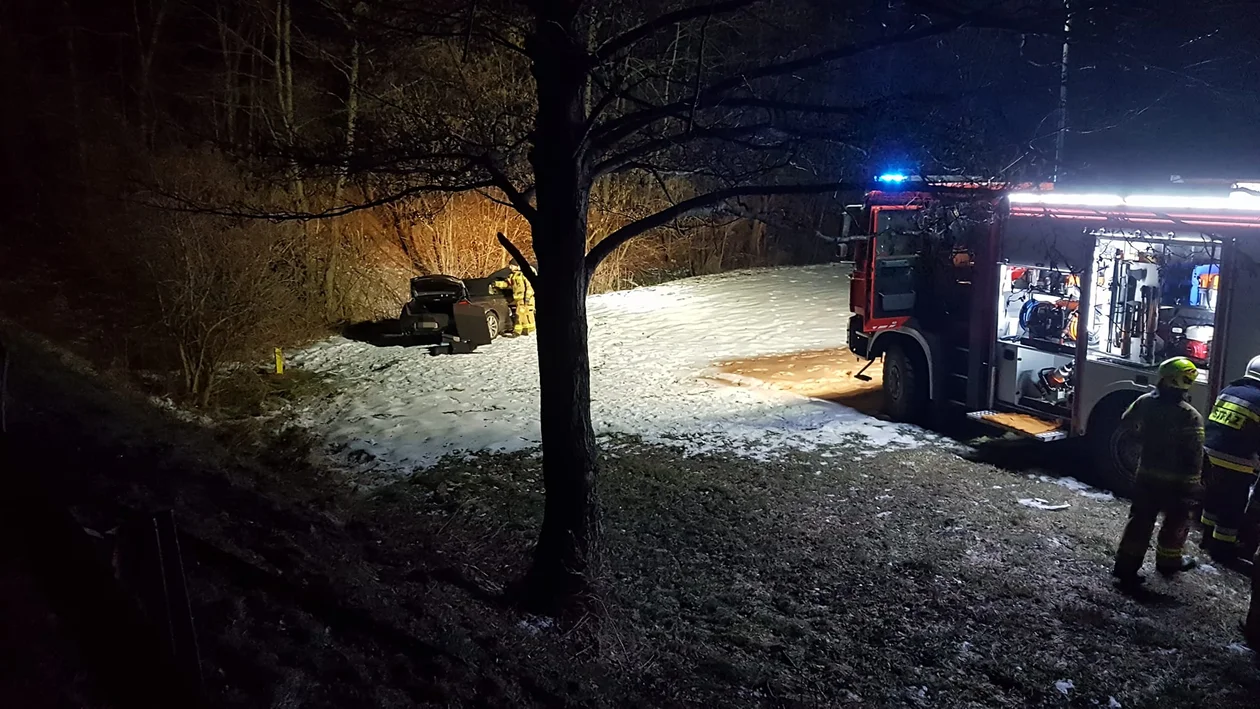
[291,264,934,478]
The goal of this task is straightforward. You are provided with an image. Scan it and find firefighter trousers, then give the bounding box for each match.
[513,300,535,335]
[1201,462,1258,546]
[1114,479,1199,577]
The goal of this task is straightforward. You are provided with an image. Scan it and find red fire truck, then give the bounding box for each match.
[846,176,1260,491]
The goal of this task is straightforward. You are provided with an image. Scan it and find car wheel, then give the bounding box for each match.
[884,342,928,423]
[485,309,501,339]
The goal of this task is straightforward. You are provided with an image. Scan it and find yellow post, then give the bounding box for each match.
[274,347,284,375]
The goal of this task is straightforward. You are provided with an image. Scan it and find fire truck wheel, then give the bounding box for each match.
[884,342,928,422]
[1088,397,1139,495]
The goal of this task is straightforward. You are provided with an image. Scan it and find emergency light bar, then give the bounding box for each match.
[1008,191,1260,212]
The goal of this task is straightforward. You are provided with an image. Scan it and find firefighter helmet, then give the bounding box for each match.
[508,262,521,272]
[1158,357,1198,390]
[1245,354,1260,383]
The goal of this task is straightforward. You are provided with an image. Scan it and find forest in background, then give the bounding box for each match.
[0,0,884,407]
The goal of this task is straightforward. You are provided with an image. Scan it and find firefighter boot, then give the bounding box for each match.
[1154,556,1194,579]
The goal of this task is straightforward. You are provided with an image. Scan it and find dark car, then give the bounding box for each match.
[399,273,514,343]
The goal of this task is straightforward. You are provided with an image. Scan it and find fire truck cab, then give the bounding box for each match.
[846,176,1260,491]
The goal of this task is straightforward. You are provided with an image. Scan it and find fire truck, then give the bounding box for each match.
[845,175,1260,491]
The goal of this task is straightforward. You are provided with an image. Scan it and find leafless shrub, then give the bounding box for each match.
[133,151,312,406]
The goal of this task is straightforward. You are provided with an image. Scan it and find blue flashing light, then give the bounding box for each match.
[876,172,910,184]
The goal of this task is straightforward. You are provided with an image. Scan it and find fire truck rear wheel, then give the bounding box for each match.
[884,342,928,422]
[1088,397,1139,495]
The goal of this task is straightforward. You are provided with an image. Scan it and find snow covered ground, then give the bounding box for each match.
[291,264,935,478]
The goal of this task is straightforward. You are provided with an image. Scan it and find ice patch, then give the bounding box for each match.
[1054,679,1074,695]
[1037,475,1114,502]
[291,265,944,477]
[1019,498,1070,511]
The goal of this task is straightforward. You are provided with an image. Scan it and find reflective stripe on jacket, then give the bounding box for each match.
[1205,380,1260,475]
[507,271,532,303]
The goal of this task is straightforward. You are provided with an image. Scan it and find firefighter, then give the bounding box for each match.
[1200,355,1260,564]
[1112,356,1204,586]
[506,262,535,335]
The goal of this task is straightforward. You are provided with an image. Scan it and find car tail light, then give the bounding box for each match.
[1188,339,1209,361]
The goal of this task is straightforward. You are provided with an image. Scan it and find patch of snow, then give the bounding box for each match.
[1109,697,1122,708]
[876,511,893,518]
[149,395,213,426]
[291,265,942,477]
[1037,475,1114,502]
[1054,679,1074,695]
[1226,642,1254,655]
[517,616,554,636]
[1196,562,1221,575]
[1019,498,1070,511]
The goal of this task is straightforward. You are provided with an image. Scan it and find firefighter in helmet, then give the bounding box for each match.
[1112,356,1204,586]
[1200,355,1260,565]
[506,262,535,335]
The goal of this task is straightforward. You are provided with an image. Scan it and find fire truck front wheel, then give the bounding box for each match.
[883,342,928,422]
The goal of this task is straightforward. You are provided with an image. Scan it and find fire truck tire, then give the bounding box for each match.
[1088,396,1139,495]
[884,342,928,422]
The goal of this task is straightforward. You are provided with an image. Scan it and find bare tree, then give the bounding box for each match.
[232,0,1068,608]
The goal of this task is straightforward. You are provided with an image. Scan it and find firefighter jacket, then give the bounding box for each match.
[507,271,533,304]
[1121,390,1204,484]
[1205,379,1260,475]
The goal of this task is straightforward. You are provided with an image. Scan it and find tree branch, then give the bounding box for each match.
[143,179,496,222]
[497,231,538,288]
[593,0,765,63]
[585,181,861,275]
[480,157,537,222]
[591,8,1042,150]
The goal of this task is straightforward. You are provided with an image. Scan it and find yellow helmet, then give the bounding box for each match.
[1158,357,1198,390]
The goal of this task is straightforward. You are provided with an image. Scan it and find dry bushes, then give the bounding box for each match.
[382,194,531,279]
[376,185,840,294]
[5,136,839,411]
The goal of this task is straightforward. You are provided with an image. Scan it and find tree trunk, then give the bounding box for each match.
[61,0,85,175]
[523,3,602,608]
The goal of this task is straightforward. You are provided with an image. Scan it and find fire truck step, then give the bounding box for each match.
[966,410,1067,442]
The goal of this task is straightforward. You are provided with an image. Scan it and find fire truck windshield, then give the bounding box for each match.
[875,209,920,234]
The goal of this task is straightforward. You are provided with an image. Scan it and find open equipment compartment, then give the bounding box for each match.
[1087,228,1221,374]
[993,262,1081,418]
[990,221,1224,427]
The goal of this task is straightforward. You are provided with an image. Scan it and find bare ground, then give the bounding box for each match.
[1,332,1257,708]
[711,347,886,415]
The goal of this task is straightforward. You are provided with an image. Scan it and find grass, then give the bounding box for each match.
[5,331,1257,707]
[346,439,1259,708]
[213,365,341,419]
